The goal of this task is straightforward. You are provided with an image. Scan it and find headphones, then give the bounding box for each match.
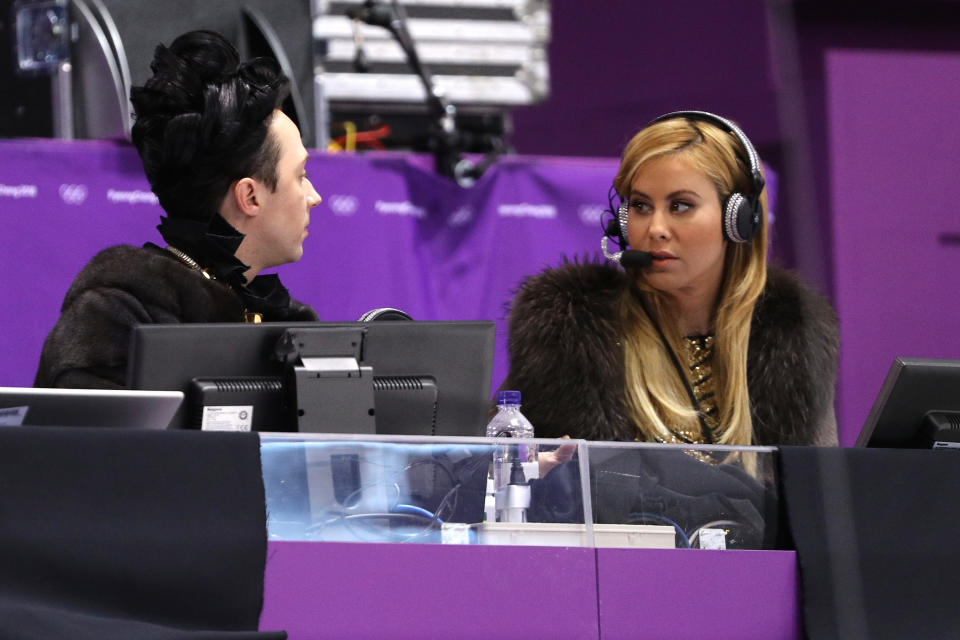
[605,110,765,251]
[357,307,413,321]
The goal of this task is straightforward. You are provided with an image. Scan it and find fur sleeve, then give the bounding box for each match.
[34,246,241,388]
[34,285,155,388]
[501,259,637,440]
[747,267,840,446]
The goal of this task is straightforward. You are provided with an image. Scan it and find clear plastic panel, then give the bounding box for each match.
[584,442,777,550]
[261,434,776,548]
[262,435,495,544]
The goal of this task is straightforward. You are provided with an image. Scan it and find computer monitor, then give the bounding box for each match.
[856,357,960,448]
[126,321,495,436]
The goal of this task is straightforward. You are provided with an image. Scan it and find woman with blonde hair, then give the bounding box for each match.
[503,111,838,446]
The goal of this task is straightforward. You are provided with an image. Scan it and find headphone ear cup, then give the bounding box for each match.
[722,192,760,243]
[617,201,629,243]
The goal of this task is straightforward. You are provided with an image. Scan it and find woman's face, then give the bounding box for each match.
[625,153,727,302]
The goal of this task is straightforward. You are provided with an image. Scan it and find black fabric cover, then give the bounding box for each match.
[779,446,960,640]
[0,427,286,640]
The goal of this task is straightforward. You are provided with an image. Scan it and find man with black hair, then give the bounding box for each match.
[35,30,322,389]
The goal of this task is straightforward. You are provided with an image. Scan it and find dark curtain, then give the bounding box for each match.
[0,426,285,640]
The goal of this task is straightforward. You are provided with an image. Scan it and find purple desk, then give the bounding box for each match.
[597,548,800,639]
[260,542,800,639]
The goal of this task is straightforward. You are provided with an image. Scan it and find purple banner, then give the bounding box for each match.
[1,140,784,432]
[2,139,162,385]
[0,139,622,393]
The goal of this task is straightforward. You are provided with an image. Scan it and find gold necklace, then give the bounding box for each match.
[164,245,262,323]
[165,245,214,280]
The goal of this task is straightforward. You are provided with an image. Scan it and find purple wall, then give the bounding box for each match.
[825,49,960,443]
[510,0,781,157]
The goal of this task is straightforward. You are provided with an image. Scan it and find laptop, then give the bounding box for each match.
[0,387,184,429]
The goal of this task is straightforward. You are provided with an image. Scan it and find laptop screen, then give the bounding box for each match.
[0,387,183,429]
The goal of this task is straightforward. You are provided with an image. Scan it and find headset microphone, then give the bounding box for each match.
[621,249,654,268]
[602,236,654,268]
[601,218,654,268]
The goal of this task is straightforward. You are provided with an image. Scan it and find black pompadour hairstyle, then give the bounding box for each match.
[130,30,291,222]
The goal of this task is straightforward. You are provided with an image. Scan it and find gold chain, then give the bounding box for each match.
[165,245,214,280]
[164,245,262,323]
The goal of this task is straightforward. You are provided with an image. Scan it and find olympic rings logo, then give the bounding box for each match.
[328,194,358,216]
[578,204,606,226]
[59,183,88,205]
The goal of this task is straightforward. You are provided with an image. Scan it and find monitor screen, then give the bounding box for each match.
[126,321,495,437]
[856,357,960,448]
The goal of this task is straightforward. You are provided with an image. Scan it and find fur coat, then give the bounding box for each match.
[34,245,318,389]
[501,260,839,446]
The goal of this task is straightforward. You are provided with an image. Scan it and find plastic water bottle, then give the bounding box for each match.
[485,390,537,523]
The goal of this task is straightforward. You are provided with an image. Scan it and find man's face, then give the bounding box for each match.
[248,110,321,269]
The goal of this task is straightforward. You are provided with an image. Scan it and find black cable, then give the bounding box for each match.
[627,512,691,548]
[603,182,626,249]
[305,446,495,542]
[401,455,461,525]
[632,288,715,444]
[308,511,443,543]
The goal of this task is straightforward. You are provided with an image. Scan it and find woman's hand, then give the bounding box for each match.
[537,435,576,477]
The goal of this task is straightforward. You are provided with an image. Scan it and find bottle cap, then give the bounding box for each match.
[496,390,521,405]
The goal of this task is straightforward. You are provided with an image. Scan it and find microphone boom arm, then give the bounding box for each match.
[348,0,500,186]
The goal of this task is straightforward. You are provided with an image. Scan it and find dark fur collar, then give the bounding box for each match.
[502,259,839,445]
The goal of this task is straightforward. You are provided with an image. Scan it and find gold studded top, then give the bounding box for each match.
[654,334,719,445]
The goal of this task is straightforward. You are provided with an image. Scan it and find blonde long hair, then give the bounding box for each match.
[615,116,768,445]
